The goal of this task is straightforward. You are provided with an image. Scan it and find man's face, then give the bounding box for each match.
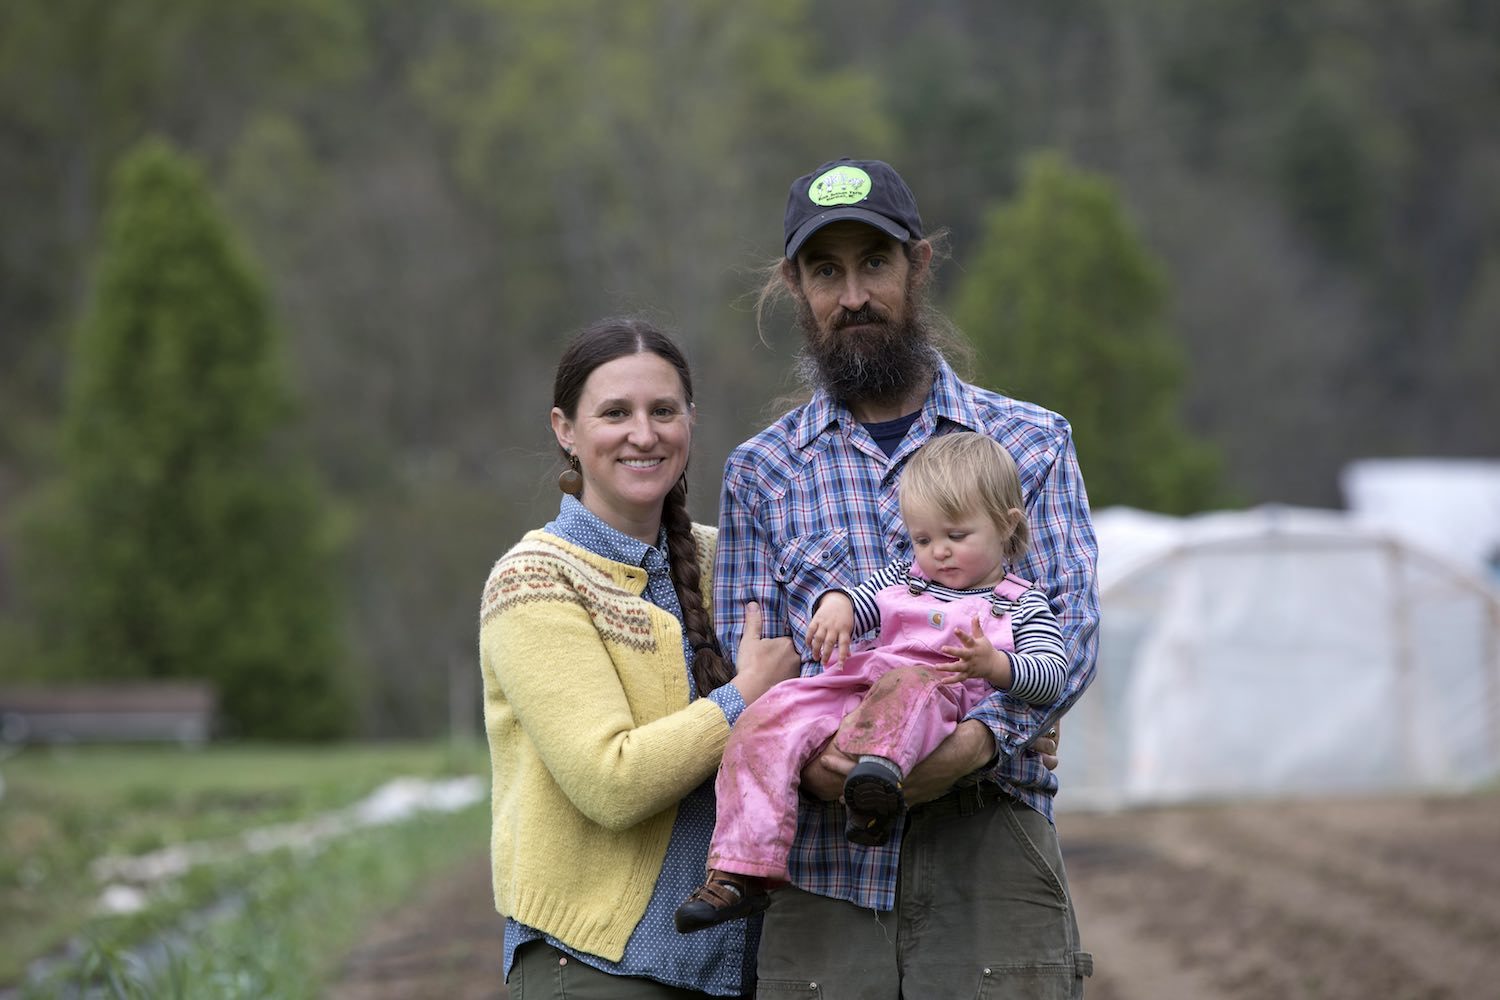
[791,220,931,405]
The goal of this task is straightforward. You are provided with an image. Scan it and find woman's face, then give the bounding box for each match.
[551,352,694,544]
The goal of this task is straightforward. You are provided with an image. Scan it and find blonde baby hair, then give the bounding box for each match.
[899,431,1030,566]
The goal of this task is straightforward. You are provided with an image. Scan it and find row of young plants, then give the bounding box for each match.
[1,741,490,997]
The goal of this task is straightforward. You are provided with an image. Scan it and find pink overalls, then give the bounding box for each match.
[708,573,1032,880]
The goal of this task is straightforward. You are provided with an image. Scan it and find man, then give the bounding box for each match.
[713,157,1098,997]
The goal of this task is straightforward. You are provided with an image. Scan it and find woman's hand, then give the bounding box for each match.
[730,601,800,704]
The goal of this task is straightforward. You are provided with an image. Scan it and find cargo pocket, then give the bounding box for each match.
[973,951,1092,999]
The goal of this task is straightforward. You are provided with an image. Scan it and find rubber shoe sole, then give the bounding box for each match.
[843,760,906,847]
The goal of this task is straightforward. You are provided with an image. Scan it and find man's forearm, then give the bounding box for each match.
[903,719,994,805]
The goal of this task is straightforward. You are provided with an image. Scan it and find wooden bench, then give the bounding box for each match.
[0,682,216,745]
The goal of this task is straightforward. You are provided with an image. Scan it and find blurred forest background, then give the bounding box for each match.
[1,0,1497,739]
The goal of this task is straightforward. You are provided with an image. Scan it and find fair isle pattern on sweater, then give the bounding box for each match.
[497,505,752,995]
[478,522,729,965]
[481,534,658,652]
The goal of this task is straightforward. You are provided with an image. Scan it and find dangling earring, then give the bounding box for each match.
[558,453,583,496]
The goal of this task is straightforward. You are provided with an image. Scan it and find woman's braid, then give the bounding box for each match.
[661,478,734,695]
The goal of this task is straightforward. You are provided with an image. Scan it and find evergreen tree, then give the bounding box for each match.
[952,152,1222,514]
[16,138,351,738]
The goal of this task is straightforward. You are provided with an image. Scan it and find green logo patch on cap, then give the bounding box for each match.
[808,165,872,207]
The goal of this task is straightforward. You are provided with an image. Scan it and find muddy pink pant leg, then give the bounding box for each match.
[708,666,876,880]
[834,666,992,776]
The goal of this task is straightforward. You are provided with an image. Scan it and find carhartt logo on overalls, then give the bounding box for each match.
[927,610,944,629]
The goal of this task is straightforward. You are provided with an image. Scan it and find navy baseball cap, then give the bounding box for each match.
[783,157,924,260]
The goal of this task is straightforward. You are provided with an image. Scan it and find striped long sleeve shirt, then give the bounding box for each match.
[834,561,1068,705]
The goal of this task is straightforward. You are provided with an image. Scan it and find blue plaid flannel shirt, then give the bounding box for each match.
[713,357,1100,912]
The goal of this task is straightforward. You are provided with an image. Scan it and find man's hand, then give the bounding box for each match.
[1033,720,1061,771]
[908,718,1061,801]
[799,738,855,801]
[800,716,1062,805]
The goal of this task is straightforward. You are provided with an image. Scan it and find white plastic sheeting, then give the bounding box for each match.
[1056,506,1500,809]
[1341,458,1500,581]
[91,776,485,913]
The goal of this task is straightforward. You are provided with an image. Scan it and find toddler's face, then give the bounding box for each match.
[903,502,1011,591]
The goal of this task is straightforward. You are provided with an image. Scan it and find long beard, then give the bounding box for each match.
[795,295,937,408]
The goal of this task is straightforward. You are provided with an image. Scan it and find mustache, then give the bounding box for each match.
[832,305,890,330]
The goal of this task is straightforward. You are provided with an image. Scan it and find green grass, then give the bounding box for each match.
[0,740,489,993]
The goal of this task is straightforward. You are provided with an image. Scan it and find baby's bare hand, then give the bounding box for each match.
[937,616,1003,685]
[807,619,851,666]
[806,594,855,666]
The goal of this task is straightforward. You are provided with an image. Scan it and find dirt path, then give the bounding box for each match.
[327,854,507,1000]
[328,793,1500,999]
[1060,792,1500,1000]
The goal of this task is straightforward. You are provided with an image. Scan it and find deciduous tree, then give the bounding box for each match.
[953,152,1222,514]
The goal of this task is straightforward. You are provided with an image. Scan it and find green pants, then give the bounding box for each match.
[754,788,1092,999]
[509,942,744,1000]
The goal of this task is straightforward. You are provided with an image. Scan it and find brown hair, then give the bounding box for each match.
[899,432,1030,566]
[552,317,733,694]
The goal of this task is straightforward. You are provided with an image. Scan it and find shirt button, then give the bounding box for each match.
[558,956,568,966]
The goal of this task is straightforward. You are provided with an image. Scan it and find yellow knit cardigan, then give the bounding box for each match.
[478,525,729,962]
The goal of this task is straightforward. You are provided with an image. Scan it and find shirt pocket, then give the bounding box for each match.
[772,529,853,640]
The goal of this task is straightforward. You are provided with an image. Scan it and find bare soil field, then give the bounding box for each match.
[1060,792,1500,1000]
[329,792,1500,999]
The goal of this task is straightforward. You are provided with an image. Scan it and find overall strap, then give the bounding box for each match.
[987,572,1035,615]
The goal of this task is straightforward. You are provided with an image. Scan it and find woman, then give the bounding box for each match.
[478,317,799,998]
